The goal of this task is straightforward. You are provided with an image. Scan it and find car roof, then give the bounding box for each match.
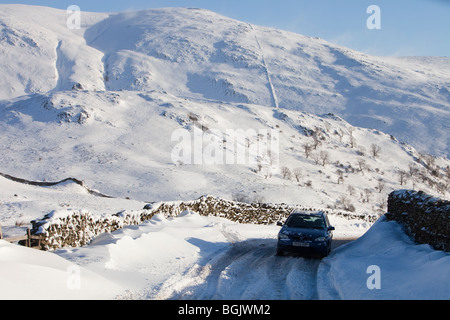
[290,210,326,216]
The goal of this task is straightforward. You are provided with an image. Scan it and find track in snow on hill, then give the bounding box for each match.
[249,23,279,109]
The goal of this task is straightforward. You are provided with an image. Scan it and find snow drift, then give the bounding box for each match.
[318,216,450,300]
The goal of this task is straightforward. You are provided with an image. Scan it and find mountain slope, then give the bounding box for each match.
[0,89,448,214]
[0,5,449,156]
[84,7,450,156]
[0,5,107,97]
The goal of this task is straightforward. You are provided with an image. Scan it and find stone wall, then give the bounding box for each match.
[32,195,379,250]
[386,190,450,252]
[30,210,143,250]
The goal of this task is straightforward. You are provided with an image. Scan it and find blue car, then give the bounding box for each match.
[276,211,334,257]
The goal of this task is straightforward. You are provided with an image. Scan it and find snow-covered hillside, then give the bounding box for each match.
[0,89,448,217]
[0,5,449,156]
[0,5,448,209]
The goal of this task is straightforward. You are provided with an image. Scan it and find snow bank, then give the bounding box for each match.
[0,240,124,300]
[318,216,450,300]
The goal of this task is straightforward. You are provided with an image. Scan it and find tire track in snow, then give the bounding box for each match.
[153,239,322,300]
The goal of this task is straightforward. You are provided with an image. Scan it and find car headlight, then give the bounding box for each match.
[278,232,289,240]
[314,236,327,242]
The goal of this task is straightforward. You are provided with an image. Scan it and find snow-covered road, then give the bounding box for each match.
[60,211,364,300]
[154,239,322,300]
[152,235,353,300]
[1,211,448,300]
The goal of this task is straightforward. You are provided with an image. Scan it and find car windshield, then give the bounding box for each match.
[285,214,325,229]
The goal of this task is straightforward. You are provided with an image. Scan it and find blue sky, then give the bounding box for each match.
[1,0,449,57]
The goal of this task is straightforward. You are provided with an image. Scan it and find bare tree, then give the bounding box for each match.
[357,159,367,175]
[376,178,385,193]
[336,170,344,184]
[337,195,355,212]
[347,185,356,196]
[293,168,303,182]
[423,153,436,170]
[409,163,419,177]
[312,133,321,150]
[335,128,345,142]
[371,144,382,158]
[348,127,356,148]
[377,197,386,214]
[281,166,292,180]
[311,153,321,165]
[266,150,275,166]
[364,188,373,203]
[303,143,312,159]
[398,170,409,186]
[319,150,330,166]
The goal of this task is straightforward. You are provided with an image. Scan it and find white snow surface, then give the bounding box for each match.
[318,216,450,300]
[1,211,448,300]
[0,4,449,300]
[0,5,449,156]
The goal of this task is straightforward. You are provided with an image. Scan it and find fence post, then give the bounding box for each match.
[26,228,31,247]
[37,233,41,250]
[82,218,86,246]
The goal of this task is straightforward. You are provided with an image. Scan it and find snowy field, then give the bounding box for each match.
[1,210,448,300]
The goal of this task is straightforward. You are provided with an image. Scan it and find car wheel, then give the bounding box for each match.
[276,249,284,256]
[324,243,332,257]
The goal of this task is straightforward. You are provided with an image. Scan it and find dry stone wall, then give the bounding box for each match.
[31,195,379,250]
[387,190,450,252]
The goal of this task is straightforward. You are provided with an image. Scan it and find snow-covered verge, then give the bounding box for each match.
[0,239,124,299]
[318,216,450,300]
